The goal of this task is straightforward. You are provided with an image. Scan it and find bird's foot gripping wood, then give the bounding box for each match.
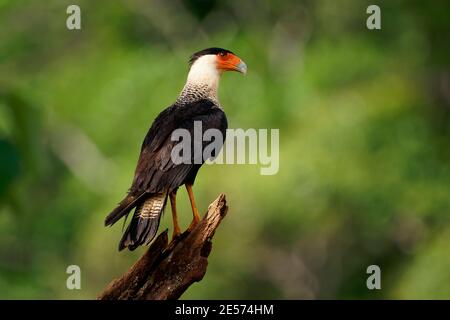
[98,194,228,300]
[187,213,201,232]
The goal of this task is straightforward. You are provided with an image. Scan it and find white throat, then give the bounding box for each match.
[177,55,221,105]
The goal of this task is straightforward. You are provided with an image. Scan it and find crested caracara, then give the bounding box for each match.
[105,48,247,251]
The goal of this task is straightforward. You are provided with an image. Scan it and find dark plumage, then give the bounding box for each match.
[105,47,245,251]
[189,47,234,67]
[105,99,227,250]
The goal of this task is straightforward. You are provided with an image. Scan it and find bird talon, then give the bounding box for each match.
[187,220,199,232]
[171,232,181,242]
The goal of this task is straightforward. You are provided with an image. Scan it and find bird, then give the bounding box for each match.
[104,47,247,251]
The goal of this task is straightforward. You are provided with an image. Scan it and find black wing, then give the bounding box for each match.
[105,99,227,226]
[131,98,227,192]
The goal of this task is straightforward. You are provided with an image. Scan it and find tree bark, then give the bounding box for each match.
[97,193,228,300]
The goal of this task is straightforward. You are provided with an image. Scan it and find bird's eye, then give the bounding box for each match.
[219,52,227,57]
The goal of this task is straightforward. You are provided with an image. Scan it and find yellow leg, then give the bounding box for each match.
[186,184,201,231]
[170,191,181,239]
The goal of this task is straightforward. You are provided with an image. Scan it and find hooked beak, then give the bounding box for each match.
[217,53,248,75]
[235,60,247,74]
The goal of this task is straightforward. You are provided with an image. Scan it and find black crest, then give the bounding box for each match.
[188,47,234,66]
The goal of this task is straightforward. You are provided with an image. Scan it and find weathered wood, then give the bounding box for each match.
[98,193,228,300]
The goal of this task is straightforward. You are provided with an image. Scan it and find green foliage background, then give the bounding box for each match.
[0,0,449,299]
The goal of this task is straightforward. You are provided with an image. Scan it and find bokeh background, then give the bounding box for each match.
[1,0,449,299]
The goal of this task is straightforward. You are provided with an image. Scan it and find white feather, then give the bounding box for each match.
[178,54,222,105]
[187,55,220,86]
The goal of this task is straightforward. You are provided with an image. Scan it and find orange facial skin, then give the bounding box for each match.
[216,52,245,73]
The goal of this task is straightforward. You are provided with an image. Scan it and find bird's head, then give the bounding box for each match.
[189,47,247,75]
[180,47,246,103]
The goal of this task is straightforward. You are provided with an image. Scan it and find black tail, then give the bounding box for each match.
[118,192,168,251]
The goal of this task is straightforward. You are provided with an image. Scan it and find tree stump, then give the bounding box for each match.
[98,194,228,300]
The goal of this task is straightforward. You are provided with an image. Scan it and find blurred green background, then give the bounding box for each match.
[0,0,449,299]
